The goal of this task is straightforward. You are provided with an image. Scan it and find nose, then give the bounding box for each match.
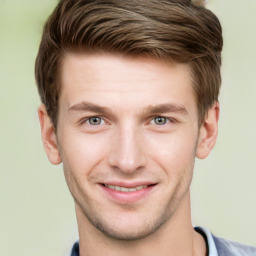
[108,125,147,174]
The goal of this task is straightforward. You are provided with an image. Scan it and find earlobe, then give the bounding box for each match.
[196,102,219,159]
[38,104,62,165]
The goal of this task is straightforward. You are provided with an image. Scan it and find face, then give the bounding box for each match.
[39,53,218,241]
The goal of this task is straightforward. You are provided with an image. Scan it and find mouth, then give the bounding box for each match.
[103,184,149,192]
[100,183,156,203]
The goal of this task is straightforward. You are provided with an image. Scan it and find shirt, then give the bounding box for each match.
[70,227,256,256]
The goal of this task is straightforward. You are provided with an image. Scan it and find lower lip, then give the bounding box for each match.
[99,184,156,204]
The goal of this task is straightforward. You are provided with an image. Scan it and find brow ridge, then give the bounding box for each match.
[144,103,189,116]
[69,102,111,114]
[68,101,189,117]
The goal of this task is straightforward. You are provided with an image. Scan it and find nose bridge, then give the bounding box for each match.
[108,121,146,173]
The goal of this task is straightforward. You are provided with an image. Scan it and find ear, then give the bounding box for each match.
[196,102,219,159]
[38,104,62,165]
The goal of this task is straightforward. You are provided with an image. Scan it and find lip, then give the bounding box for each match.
[98,181,157,204]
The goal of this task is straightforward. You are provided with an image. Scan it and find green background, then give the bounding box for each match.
[0,0,255,255]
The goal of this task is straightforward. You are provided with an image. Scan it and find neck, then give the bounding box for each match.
[76,192,206,256]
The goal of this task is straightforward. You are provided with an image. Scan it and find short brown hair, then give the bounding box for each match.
[35,0,223,128]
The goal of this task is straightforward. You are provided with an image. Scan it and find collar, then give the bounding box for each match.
[195,226,218,256]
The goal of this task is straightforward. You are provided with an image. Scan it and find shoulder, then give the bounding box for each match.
[212,234,256,256]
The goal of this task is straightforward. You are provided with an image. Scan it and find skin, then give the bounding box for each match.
[39,53,219,256]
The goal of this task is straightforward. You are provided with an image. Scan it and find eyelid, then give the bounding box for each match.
[79,115,105,125]
[88,116,103,125]
[150,116,167,125]
[149,115,177,124]
[78,115,178,127]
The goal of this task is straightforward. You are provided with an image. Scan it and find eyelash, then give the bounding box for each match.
[152,116,168,125]
[79,115,177,127]
[150,116,177,125]
[80,116,105,126]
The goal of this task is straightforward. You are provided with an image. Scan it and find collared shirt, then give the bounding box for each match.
[195,226,218,256]
[70,226,218,256]
[70,227,256,256]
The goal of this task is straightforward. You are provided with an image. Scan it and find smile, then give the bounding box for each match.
[103,184,148,192]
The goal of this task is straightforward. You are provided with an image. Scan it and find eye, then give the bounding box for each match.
[87,117,103,125]
[153,116,168,125]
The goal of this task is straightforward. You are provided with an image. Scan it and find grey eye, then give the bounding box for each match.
[154,117,167,125]
[88,117,102,125]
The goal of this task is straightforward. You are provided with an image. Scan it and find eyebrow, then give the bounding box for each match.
[144,103,189,116]
[68,101,189,117]
[69,102,111,115]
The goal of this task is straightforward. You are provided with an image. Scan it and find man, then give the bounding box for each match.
[35,0,256,255]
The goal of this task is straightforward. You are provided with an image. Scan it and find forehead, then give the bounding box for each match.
[60,52,193,87]
[62,52,187,78]
[59,52,197,115]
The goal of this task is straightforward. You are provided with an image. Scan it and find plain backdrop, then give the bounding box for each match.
[0,0,255,255]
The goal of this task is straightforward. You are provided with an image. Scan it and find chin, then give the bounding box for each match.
[95,221,161,241]
[84,209,171,241]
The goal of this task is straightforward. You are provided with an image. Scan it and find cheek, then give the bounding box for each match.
[58,131,109,176]
[59,132,110,201]
[146,130,198,171]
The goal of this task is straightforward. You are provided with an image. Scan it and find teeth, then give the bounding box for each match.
[105,184,147,192]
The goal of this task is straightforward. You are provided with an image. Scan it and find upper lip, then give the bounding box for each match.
[100,181,157,188]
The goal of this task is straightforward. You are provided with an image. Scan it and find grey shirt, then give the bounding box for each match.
[196,226,256,256]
